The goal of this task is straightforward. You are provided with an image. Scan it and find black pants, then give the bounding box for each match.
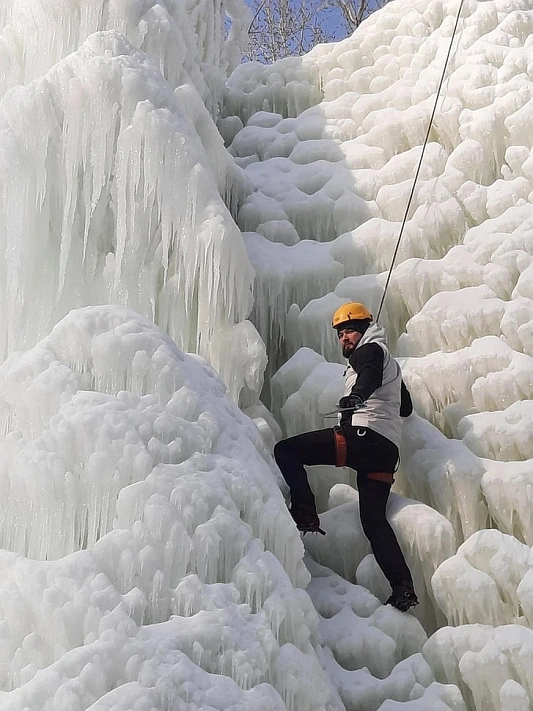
[274,426,412,587]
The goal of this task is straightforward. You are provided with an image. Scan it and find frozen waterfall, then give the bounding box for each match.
[0,0,532,709]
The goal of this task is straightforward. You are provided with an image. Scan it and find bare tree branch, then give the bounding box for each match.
[331,0,389,34]
[242,0,390,64]
[244,0,337,64]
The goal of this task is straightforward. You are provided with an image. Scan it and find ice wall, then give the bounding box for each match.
[1,0,533,707]
[0,0,250,113]
[223,0,533,707]
[305,558,466,711]
[0,30,264,404]
[0,305,345,711]
[223,0,533,375]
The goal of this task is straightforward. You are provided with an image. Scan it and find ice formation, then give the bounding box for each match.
[0,0,533,708]
[0,27,262,406]
[0,306,343,710]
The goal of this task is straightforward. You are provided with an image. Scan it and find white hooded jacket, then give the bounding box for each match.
[342,322,403,447]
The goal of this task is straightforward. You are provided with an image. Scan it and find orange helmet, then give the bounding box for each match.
[332,302,372,329]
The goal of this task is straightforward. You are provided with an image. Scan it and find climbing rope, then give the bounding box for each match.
[376,0,466,322]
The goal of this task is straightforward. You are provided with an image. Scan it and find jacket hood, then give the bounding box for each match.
[355,322,387,350]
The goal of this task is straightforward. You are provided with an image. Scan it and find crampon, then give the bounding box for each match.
[290,504,326,535]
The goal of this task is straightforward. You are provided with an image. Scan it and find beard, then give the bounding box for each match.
[342,342,355,358]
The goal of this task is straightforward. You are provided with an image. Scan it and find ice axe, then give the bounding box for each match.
[322,403,366,417]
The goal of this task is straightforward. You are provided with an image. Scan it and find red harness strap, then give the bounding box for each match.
[333,427,347,467]
[333,428,394,484]
[367,471,394,484]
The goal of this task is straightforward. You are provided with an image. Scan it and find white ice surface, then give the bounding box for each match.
[305,557,465,711]
[423,624,533,711]
[0,30,262,405]
[0,306,344,711]
[431,529,533,627]
[0,0,250,114]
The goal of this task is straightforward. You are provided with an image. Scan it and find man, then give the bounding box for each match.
[274,302,418,612]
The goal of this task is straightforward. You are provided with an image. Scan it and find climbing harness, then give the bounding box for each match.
[376,0,466,322]
[332,426,394,483]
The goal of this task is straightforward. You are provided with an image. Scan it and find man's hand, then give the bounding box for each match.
[338,394,365,411]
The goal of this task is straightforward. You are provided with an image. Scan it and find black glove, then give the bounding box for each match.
[338,394,365,411]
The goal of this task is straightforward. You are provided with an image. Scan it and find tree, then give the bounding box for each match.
[244,0,388,63]
[245,0,335,63]
[334,0,387,34]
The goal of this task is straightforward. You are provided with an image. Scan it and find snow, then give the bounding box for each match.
[0,0,532,708]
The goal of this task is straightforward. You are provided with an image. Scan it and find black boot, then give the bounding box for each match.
[290,504,326,535]
[386,581,418,612]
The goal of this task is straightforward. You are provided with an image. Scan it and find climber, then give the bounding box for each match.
[274,301,418,612]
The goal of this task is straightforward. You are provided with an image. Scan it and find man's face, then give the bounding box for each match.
[337,327,362,358]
